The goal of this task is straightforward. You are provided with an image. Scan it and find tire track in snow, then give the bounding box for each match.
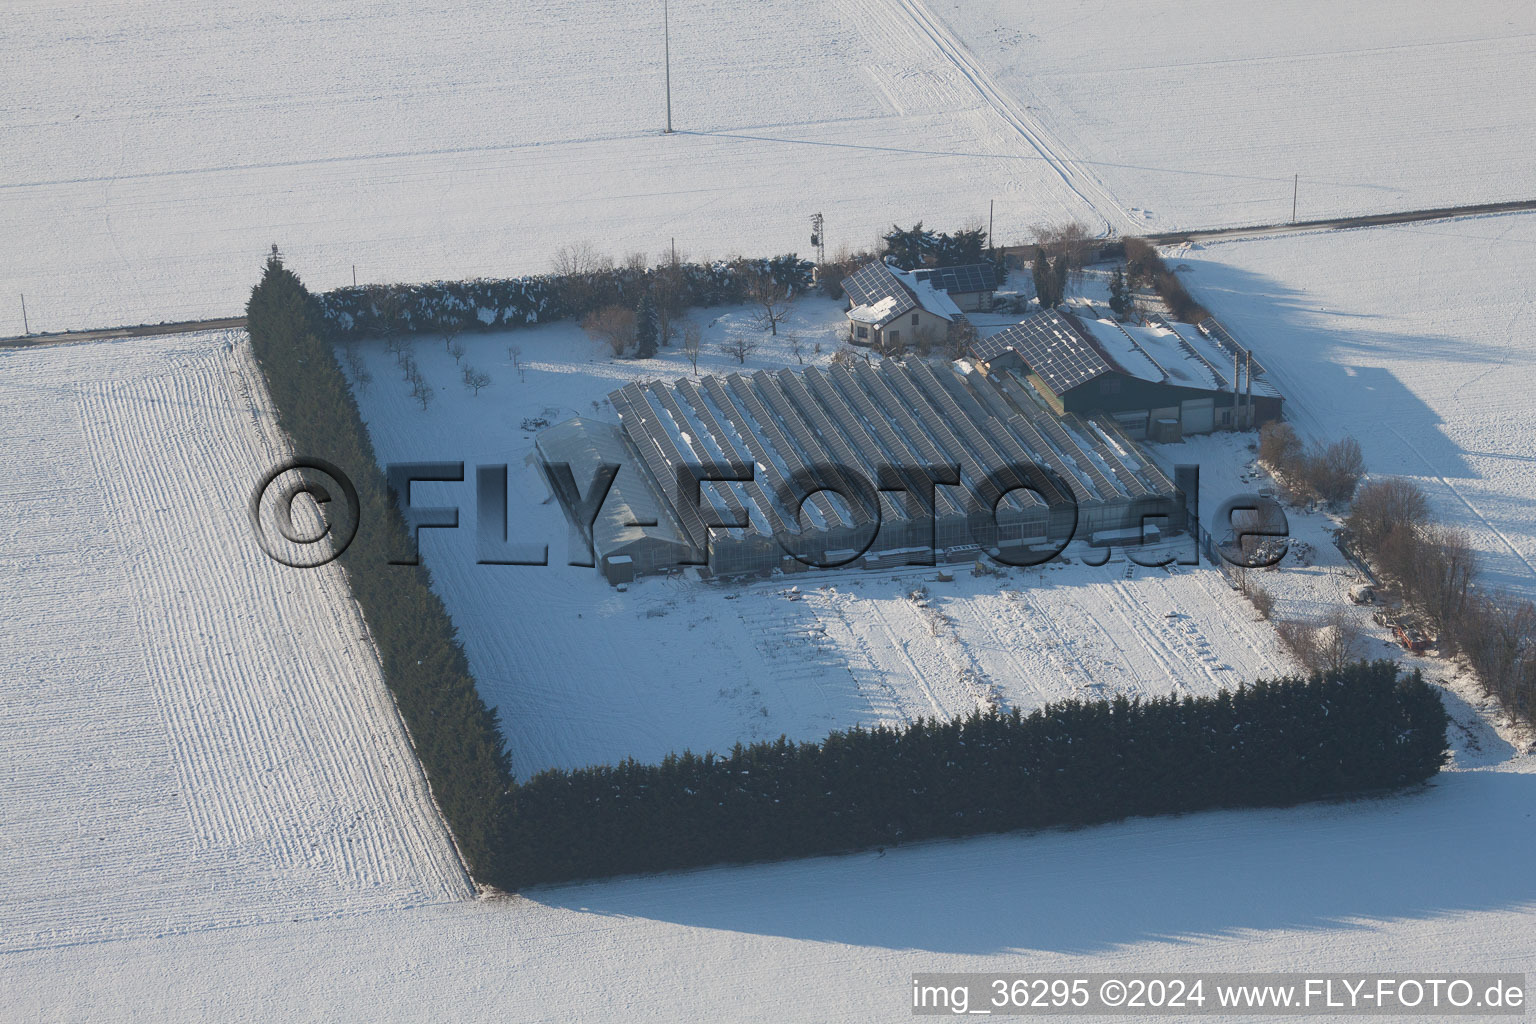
[877,0,1137,234]
[1385,422,1536,582]
[0,331,470,955]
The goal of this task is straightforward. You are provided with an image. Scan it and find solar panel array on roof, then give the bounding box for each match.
[975,310,1113,396]
[841,262,914,316]
[913,263,998,295]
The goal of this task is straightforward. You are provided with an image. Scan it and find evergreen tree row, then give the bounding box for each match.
[317,255,813,341]
[501,662,1446,886]
[881,221,1004,276]
[246,248,517,883]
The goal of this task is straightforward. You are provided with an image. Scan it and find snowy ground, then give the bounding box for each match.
[13,0,1536,335]
[2,0,1100,336]
[938,0,1536,231]
[1176,212,1536,600]
[0,331,470,956]
[6,754,1534,1022]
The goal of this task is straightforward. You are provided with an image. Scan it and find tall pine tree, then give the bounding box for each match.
[634,294,659,359]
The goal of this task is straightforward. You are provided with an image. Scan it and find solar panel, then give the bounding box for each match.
[928,263,997,295]
[977,311,1112,396]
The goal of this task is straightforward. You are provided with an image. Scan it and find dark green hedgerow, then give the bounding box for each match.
[248,254,1446,892]
[245,250,516,884]
[504,660,1446,886]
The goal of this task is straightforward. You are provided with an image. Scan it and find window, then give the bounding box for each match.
[1100,377,1121,395]
[887,330,901,347]
[856,325,868,339]
[911,313,920,326]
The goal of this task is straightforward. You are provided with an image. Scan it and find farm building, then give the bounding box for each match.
[540,359,1182,583]
[973,310,1283,440]
[908,263,998,312]
[534,417,691,582]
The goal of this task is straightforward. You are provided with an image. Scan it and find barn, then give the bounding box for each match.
[973,309,1283,440]
[540,358,1183,583]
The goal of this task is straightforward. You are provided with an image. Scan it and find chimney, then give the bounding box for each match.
[1245,351,1253,428]
[1233,351,1241,431]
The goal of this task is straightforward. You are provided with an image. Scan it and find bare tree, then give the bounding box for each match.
[721,333,758,365]
[410,378,434,412]
[582,305,636,358]
[1320,610,1365,673]
[448,340,465,364]
[1275,619,1320,673]
[552,241,607,278]
[1346,477,1430,556]
[789,334,803,365]
[439,318,463,354]
[1258,421,1304,477]
[742,266,795,336]
[462,365,491,396]
[651,252,686,347]
[1031,221,1097,273]
[1415,524,1478,652]
[945,319,979,360]
[341,344,373,394]
[682,322,703,374]
[552,242,613,316]
[1309,436,1366,504]
[1250,584,1275,619]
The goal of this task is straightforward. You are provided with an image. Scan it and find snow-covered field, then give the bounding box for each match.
[940,0,1536,231]
[0,331,470,955]
[1178,213,1536,599]
[1,0,1099,336]
[12,0,1536,336]
[6,754,1533,1022]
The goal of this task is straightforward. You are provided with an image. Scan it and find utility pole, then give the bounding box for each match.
[810,212,825,266]
[20,294,28,335]
[352,264,357,287]
[989,199,995,246]
[1292,174,1298,223]
[663,0,673,134]
[671,237,676,263]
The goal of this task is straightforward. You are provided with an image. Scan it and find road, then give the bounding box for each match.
[4,198,1536,348]
[0,317,247,349]
[1141,197,1536,245]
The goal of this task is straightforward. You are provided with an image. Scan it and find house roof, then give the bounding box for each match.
[911,263,998,295]
[974,310,1113,395]
[842,261,960,328]
[975,309,1285,403]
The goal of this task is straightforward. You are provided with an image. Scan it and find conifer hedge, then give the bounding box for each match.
[316,255,813,340]
[503,661,1446,885]
[245,250,516,884]
[247,255,1447,892]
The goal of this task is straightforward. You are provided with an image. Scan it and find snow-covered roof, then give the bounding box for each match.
[974,309,1283,402]
[535,417,690,559]
[841,261,959,328]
